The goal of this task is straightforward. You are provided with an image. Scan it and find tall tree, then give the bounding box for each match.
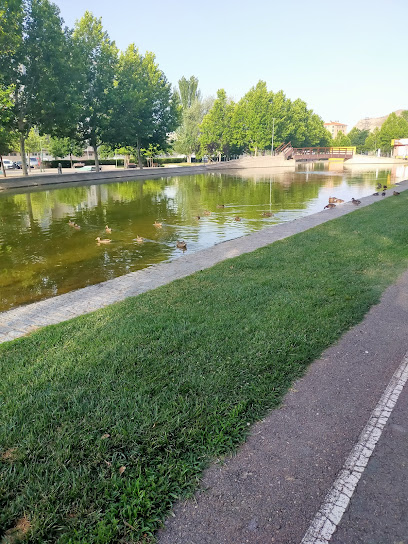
[72,11,118,172]
[0,85,18,176]
[48,136,84,166]
[199,89,235,161]
[107,45,180,168]
[348,127,369,153]
[178,76,200,110]
[378,112,408,154]
[332,131,352,147]
[0,0,74,175]
[173,97,213,162]
[364,127,380,153]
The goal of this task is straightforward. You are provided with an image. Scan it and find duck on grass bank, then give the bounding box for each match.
[393,191,400,196]
[177,241,187,250]
[324,203,336,209]
[351,198,361,205]
[96,237,111,244]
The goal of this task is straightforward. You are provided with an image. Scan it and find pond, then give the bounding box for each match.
[1,163,407,312]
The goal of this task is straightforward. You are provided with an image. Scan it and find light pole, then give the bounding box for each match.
[271,118,276,156]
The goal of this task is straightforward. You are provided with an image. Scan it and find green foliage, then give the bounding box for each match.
[348,127,369,153]
[2,194,408,542]
[48,136,84,159]
[332,131,352,147]
[199,89,236,159]
[364,127,380,152]
[173,97,213,160]
[377,112,408,153]
[72,11,118,158]
[0,85,18,156]
[178,75,200,109]
[107,44,180,165]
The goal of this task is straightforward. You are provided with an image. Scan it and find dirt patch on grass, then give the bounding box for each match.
[2,517,31,543]
[1,448,17,462]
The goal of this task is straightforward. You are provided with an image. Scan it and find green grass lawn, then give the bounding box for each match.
[1,193,408,543]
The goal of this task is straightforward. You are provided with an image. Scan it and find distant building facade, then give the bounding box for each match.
[324,122,348,139]
[392,138,408,159]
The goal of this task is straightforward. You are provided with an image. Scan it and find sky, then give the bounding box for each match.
[54,0,407,131]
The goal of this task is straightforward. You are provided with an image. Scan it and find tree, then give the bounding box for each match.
[348,127,369,153]
[72,11,118,172]
[199,89,235,161]
[178,76,200,110]
[234,81,273,155]
[107,44,180,168]
[332,131,352,147]
[377,112,408,154]
[48,136,84,166]
[0,0,75,175]
[0,85,18,177]
[173,97,213,162]
[364,127,380,153]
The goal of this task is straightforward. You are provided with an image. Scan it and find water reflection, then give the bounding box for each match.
[0,163,407,311]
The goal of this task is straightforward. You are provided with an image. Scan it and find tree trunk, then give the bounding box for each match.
[93,144,100,172]
[69,153,73,169]
[19,133,28,176]
[0,155,6,177]
[187,155,191,163]
[137,138,143,169]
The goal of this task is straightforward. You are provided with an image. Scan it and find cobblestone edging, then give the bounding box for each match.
[1,182,407,344]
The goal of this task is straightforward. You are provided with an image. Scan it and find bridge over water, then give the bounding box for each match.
[276,142,354,162]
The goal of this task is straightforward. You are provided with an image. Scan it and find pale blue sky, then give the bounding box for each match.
[54,0,407,130]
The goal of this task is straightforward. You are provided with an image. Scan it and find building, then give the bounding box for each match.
[324,122,348,139]
[392,138,408,159]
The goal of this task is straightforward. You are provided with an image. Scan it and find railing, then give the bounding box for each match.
[292,147,354,161]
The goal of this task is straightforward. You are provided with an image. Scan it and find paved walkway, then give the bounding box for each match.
[1,181,408,345]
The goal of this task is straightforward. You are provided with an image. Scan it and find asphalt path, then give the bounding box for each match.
[157,267,408,544]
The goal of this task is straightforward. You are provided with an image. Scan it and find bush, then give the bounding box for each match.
[43,159,125,168]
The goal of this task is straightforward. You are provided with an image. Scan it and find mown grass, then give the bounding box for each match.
[1,193,408,543]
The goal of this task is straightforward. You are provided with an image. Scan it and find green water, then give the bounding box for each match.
[1,164,407,312]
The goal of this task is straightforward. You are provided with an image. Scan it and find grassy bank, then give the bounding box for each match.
[1,193,408,543]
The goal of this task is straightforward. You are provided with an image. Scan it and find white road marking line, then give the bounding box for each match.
[300,352,408,544]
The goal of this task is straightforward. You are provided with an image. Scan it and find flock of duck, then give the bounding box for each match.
[324,184,400,210]
[68,187,401,250]
[67,204,272,251]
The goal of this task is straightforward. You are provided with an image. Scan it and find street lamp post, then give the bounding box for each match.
[271,118,276,156]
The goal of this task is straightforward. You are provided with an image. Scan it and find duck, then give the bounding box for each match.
[324,203,336,209]
[328,197,337,203]
[383,185,388,190]
[351,198,361,205]
[203,210,211,215]
[393,191,400,196]
[373,192,379,196]
[262,211,273,217]
[73,224,81,230]
[135,236,144,243]
[105,225,112,233]
[177,240,187,250]
[217,204,225,208]
[376,183,382,190]
[381,191,386,197]
[234,216,242,221]
[95,237,111,244]
[154,221,162,228]
[68,220,75,227]
[335,198,344,204]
